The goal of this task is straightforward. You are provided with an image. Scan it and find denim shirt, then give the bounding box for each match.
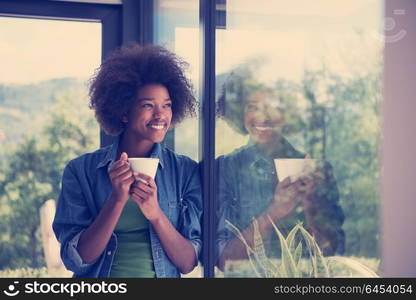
[52,138,202,278]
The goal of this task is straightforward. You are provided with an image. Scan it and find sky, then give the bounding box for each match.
[173,0,383,84]
[0,0,385,85]
[0,17,101,84]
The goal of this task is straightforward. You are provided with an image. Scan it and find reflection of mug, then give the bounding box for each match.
[274,159,317,181]
[128,158,159,181]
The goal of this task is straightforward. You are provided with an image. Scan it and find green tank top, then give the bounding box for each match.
[109,198,155,278]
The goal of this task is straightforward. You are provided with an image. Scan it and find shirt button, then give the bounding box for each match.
[107,251,112,256]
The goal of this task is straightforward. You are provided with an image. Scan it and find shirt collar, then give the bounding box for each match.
[148,143,165,169]
[97,136,119,169]
[246,141,272,170]
[97,135,165,169]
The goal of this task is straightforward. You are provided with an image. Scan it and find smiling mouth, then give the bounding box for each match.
[252,123,281,131]
[147,122,167,130]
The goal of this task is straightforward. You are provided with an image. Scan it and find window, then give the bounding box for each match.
[0,0,120,277]
[1,0,414,279]
[214,0,383,277]
[154,0,202,277]
[154,0,200,162]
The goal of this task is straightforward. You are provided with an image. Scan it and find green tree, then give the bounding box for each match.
[301,68,381,257]
[0,87,98,269]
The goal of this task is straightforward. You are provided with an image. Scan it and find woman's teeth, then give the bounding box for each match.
[149,124,165,130]
[254,125,273,131]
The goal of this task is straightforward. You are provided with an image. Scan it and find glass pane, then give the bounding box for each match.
[154,0,202,277]
[0,17,101,277]
[215,0,383,277]
[154,0,200,162]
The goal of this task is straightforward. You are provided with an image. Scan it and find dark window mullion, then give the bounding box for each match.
[122,0,153,46]
[100,6,122,148]
[100,0,153,147]
[0,0,119,22]
[200,0,216,278]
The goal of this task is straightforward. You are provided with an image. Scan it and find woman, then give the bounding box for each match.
[216,68,345,272]
[53,43,202,278]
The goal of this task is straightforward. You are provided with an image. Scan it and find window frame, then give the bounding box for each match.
[199,0,217,278]
[5,0,414,278]
[0,0,122,148]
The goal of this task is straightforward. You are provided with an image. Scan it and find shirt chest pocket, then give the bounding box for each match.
[168,197,178,208]
[167,197,184,228]
[159,189,183,227]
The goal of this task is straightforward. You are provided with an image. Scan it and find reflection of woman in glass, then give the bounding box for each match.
[216,68,345,271]
[53,44,202,277]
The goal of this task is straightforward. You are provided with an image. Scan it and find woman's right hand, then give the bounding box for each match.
[108,152,135,203]
[267,177,305,222]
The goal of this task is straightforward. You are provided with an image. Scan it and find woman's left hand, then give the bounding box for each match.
[130,173,163,222]
[296,167,327,219]
[297,169,336,254]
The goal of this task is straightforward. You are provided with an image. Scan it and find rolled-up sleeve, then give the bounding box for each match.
[52,161,100,274]
[178,160,203,260]
[215,155,235,263]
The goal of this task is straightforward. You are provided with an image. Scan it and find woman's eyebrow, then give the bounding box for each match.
[246,101,258,105]
[138,97,171,101]
[138,97,154,101]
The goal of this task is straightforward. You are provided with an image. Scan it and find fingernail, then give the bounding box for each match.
[137,178,148,185]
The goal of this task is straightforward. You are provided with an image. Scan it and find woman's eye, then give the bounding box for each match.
[245,104,259,111]
[164,103,172,108]
[141,103,153,109]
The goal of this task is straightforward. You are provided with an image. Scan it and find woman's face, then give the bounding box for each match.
[243,89,284,146]
[123,83,173,144]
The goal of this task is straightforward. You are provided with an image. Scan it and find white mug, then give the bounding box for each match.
[128,158,159,183]
[274,158,317,182]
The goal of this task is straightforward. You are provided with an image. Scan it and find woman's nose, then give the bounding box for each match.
[254,109,281,124]
[254,108,272,120]
[153,105,164,118]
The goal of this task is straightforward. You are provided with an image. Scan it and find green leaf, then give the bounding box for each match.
[286,223,301,254]
[268,216,300,277]
[327,256,379,277]
[225,220,263,277]
[293,242,303,269]
[252,218,279,277]
[298,225,330,277]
